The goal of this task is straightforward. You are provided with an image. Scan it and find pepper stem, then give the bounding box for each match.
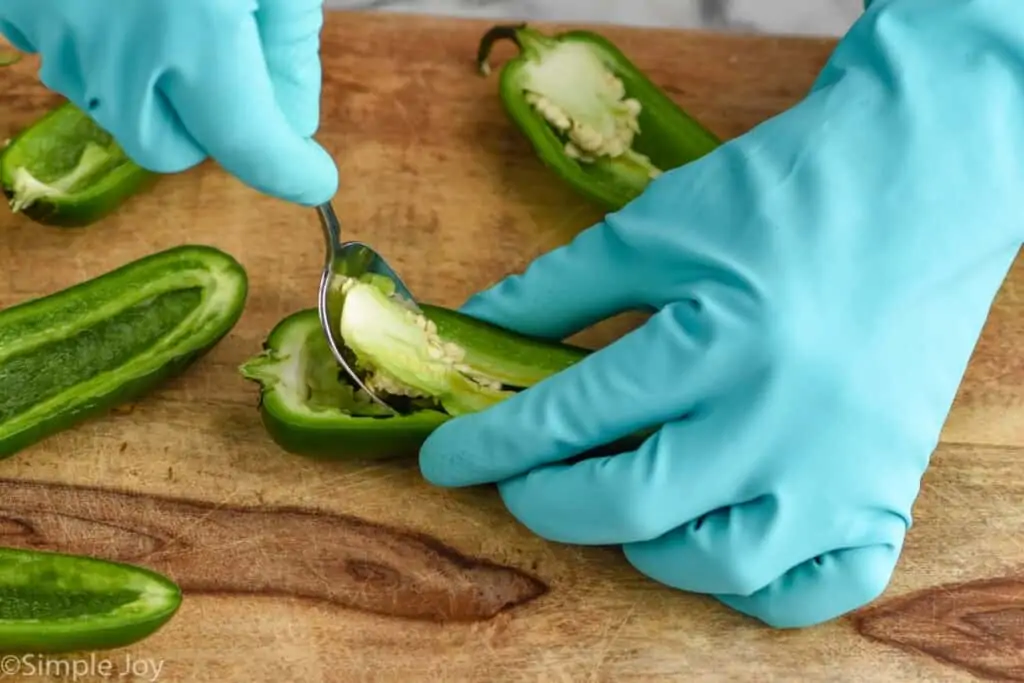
[476,24,557,77]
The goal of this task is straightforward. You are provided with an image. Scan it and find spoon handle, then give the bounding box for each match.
[317,202,342,260]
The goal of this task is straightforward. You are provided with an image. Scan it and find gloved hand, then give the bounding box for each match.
[0,0,337,205]
[419,0,1024,629]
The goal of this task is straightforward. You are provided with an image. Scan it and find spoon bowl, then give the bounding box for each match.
[316,202,420,414]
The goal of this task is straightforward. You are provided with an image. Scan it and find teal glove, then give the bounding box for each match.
[0,0,337,205]
[419,0,1024,628]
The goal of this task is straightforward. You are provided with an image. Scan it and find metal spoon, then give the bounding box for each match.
[316,201,421,414]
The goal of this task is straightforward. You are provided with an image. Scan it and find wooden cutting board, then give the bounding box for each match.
[1,10,1022,682]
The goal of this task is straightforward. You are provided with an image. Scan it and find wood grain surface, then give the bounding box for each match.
[1,10,1022,682]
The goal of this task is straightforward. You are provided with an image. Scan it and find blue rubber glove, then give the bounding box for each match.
[419,0,1024,628]
[0,0,337,205]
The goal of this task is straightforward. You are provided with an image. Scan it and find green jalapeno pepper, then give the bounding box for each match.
[240,295,588,459]
[477,23,723,210]
[0,244,249,460]
[1,101,156,227]
[241,274,653,460]
[0,547,181,654]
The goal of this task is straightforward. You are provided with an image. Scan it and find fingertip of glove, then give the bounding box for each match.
[286,139,339,205]
[457,258,595,340]
[457,290,508,324]
[418,419,499,489]
[418,431,460,488]
[458,277,539,332]
[237,137,338,206]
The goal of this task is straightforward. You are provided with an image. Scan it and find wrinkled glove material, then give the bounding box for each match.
[420,0,1024,628]
[0,0,337,205]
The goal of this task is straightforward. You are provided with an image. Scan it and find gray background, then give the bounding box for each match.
[324,0,864,36]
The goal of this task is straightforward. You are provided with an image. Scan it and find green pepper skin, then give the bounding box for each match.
[478,24,723,211]
[0,547,181,654]
[242,306,591,460]
[261,389,451,461]
[0,101,157,227]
